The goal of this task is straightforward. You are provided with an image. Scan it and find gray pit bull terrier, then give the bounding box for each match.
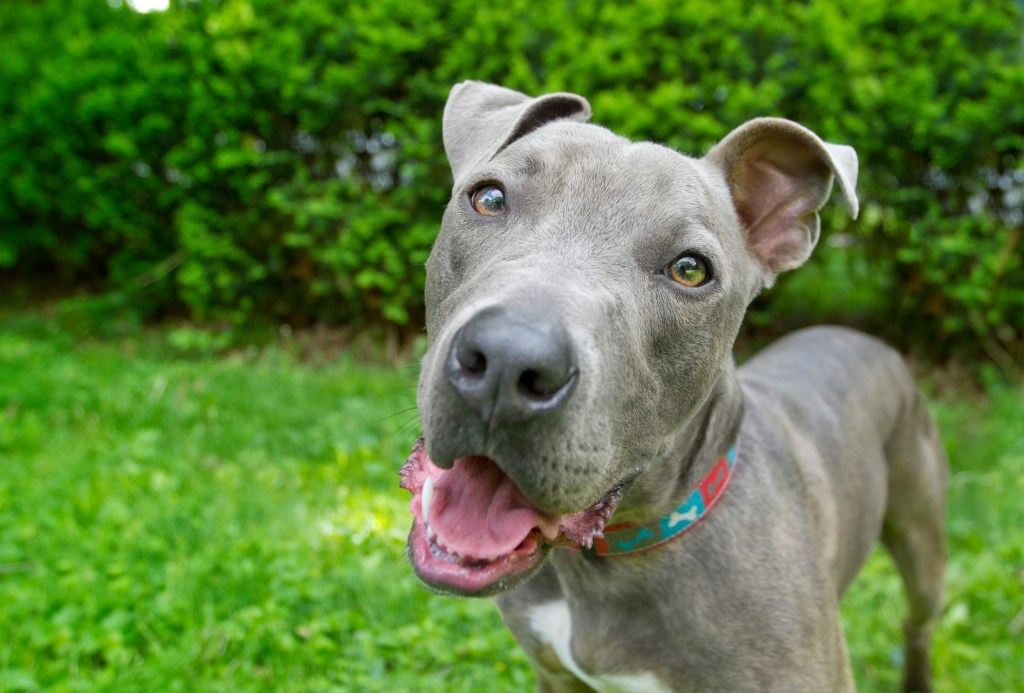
[400,81,947,692]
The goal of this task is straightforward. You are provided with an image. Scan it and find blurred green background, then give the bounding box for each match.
[1,0,1022,691]
[2,0,1022,366]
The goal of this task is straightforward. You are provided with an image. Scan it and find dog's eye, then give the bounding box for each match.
[669,255,710,287]
[471,185,507,216]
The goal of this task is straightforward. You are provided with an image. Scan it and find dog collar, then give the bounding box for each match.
[564,446,738,558]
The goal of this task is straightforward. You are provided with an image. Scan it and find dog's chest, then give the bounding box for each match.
[527,600,670,693]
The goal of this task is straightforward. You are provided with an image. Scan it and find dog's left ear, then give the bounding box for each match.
[705,118,859,283]
[442,81,592,183]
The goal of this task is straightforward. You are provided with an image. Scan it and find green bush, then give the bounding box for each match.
[1,0,1021,363]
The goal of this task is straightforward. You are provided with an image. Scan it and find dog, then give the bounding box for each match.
[400,81,947,692]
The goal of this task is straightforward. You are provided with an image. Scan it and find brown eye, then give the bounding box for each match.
[669,255,709,287]
[471,185,507,216]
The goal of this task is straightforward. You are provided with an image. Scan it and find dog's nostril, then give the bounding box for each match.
[518,367,573,401]
[452,335,488,376]
[462,350,487,375]
[519,370,545,398]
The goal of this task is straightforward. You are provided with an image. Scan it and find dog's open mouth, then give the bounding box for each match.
[399,436,622,595]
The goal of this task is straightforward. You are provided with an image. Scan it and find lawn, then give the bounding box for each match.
[1,311,1021,692]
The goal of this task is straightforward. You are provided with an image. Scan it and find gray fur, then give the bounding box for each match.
[416,81,947,692]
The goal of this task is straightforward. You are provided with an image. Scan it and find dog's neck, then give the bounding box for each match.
[544,363,744,601]
[607,362,744,528]
[563,444,738,557]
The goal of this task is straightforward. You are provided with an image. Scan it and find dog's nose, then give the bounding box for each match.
[445,306,577,427]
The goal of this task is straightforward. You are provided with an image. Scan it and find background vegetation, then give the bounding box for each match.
[1,0,1022,368]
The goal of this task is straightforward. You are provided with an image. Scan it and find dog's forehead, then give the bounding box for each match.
[497,122,725,223]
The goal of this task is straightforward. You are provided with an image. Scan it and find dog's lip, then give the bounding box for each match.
[399,435,626,593]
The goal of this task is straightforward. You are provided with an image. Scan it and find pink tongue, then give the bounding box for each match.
[430,456,549,560]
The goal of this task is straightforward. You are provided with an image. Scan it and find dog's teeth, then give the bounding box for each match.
[421,476,434,523]
[426,523,436,541]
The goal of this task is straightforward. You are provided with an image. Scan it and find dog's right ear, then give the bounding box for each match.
[705,118,859,286]
[442,81,591,183]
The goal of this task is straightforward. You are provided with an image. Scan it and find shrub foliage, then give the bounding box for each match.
[2,0,1022,361]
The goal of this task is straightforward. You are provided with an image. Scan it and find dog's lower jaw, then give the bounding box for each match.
[406,518,552,597]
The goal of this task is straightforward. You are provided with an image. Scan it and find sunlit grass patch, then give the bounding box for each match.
[0,313,531,691]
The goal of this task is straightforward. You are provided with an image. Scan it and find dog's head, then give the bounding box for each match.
[402,81,858,595]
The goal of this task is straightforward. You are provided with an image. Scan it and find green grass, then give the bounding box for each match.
[843,381,1024,692]
[1,312,1021,691]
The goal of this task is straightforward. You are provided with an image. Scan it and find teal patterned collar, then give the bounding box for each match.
[564,446,738,558]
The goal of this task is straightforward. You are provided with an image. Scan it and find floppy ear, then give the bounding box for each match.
[442,81,592,183]
[705,118,859,284]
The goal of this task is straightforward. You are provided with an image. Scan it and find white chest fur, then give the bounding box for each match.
[526,600,670,693]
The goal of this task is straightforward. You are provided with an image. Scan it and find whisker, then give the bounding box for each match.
[396,414,422,433]
[379,406,419,423]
